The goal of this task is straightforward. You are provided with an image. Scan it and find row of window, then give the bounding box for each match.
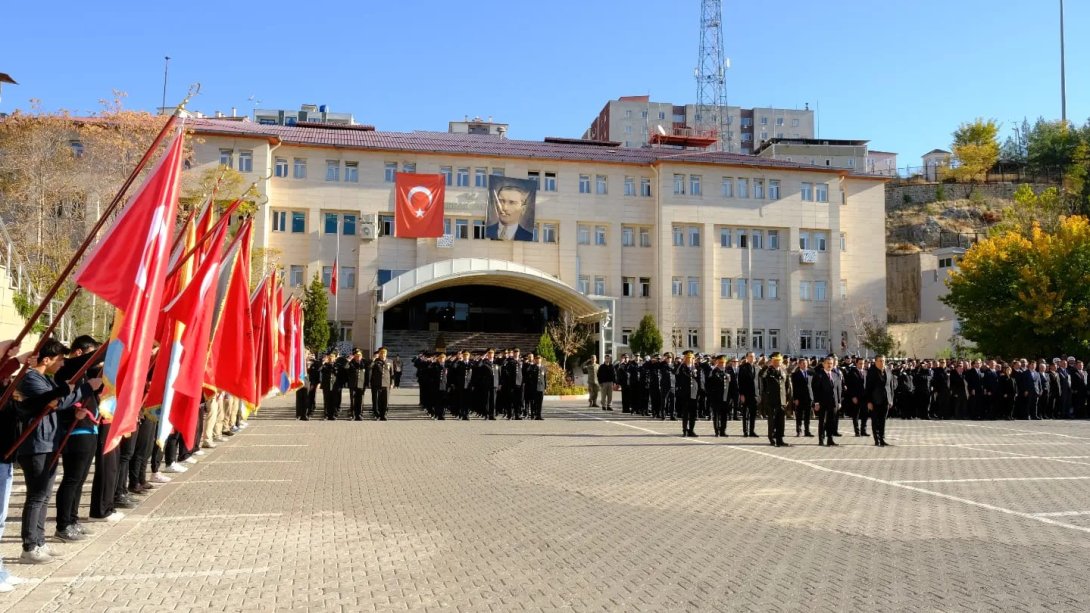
[285,264,357,290]
[616,326,821,352]
[620,108,802,128]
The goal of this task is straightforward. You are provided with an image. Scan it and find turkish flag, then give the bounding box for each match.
[395,174,445,238]
[330,258,338,297]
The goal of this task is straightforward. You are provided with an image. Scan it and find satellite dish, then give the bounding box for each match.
[656,125,667,136]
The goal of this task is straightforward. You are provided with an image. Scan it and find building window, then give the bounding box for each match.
[322,266,334,288]
[218,148,233,168]
[271,210,287,232]
[527,171,540,189]
[344,161,359,183]
[326,160,340,182]
[769,329,780,350]
[752,329,764,350]
[816,331,830,351]
[621,328,633,346]
[753,179,764,199]
[800,329,814,351]
[672,276,682,296]
[622,226,634,247]
[799,280,812,301]
[472,219,486,239]
[337,322,353,343]
[719,228,732,248]
[236,150,252,173]
[544,172,557,192]
[401,162,416,174]
[490,167,503,177]
[384,162,397,183]
[595,174,608,195]
[769,179,781,200]
[441,166,453,185]
[814,280,828,301]
[736,328,748,350]
[340,267,356,290]
[454,218,469,239]
[289,265,305,288]
[760,116,768,126]
[673,226,684,247]
[274,157,288,178]
[342,214,357,236]
[594,225,607,246]
[792,118,800,127]
[737,178,749,199]
[736,278,747,300]
[577,224,591,245]
[474,168,487,188]
[324,213,338,234]
[542,223,557,243]
[671,328,683,348]
[622,277,635,297]
[720,278,732,298]
[768,230,780,250]
[720,328,733,349]
[815,232,828,252]
[658,111,666,120]
[768,279,779,300]
[840,232,847,251]
[673,174,685,195]
[639,227,651,247]
[639,277,651,297]
[624,176,635,197]
[752,279,764,299]
[750,229,764,249]
[799,231,810,250]
[640,177,652,197]
[456,167,470,187]
[840,279,848,300]
[736,228,748,249]
[378,215,394,237]
[688,226,700,247]
[801,182,814,201]
[816,183,829,203]
[594,276,606,295]
[578,275,590,294]
[291,211,306,233]
[576,174,591,194]
[687,328,700,348]
[293,158,307,179]
[687,276,700,296]
[721,177,734,198]
[690,175,702,196]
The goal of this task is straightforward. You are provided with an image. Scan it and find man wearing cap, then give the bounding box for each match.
[347,350,368,421]
[707,355,732,437]
[369,347,393,421]
[865,355,896,446]
[475,349,501,420]
[811,355,842,446]
[738,352,760,437]
[525,354,546,420]
[659,353,676,420]
[502,348,524,420]
[597,354,615,410]
[790,358,814,437]
[760,352,792,447]
[676,351,703,437]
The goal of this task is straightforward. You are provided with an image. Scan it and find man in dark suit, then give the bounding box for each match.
[931,359,951,419]
[346,350,369,421]
[525,354,547,420]
[965,360,983,420]
[706,355,732,437]
[501,348,525,420]
[981,360,999,420]
[737,352,760,438]
[949,362,968,420]
[913,360,933,420]
[811,355,843,446]
[675,351,703,437]
[474,349,501,420]
[485,184,534,240]
[845,357,867,436]
[1068,359,1086,418]
[760,353,792,447]
[369,347,393,421]
[865,355,896,447]
[791,358,814,437]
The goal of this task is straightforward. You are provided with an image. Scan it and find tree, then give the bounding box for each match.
[535,330,556,363]
[950,118,1000,182]
[629,313,663,355]
[942,215,1090,357]
[995,185,1070,235]
[860,318,899,357]
[546,310,591,372]
[302,273,330,352]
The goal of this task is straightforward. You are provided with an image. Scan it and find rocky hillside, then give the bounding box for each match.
[886,197,1004,252]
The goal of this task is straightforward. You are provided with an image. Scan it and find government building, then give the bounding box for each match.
[186,118,887,361]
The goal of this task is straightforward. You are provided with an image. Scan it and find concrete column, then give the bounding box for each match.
[375,309,384,349]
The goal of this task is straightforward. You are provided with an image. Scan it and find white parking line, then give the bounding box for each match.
[146,513,283,521]
[1033,511,1090,517]
[178,479,291,484]
[560,410,1090,536]
[897,476,1090,484]
[801,456,1079,463]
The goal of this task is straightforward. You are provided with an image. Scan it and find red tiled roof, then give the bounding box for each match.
[186,118,883,178]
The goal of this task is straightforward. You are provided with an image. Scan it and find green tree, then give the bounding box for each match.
[546,311,591,372]
[942,215,1090,357]
[536,331,557,363]
[996,184,1070,235]
[302,273,329,352]
[1026,118,1082,173]
[629,314,663,355]
[860,318,899,357]
[950,118,1000,182]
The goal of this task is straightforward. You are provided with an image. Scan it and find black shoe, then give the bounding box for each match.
[818,440,825,446]
[874,441,881,446]
[689,431,698,437]
[827,441,839,447]
[114,497,136,509]
[73,522,94,536]
[804,432,814,437]
[778,441,790,447]
[771,441,779,447]
[55,526,86,542]
[880,441,891,447]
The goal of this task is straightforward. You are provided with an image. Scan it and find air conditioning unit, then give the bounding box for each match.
[799,249,818,264]
[359,214,378,241]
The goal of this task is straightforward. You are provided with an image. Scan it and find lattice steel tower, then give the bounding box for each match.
[695,0,728,151]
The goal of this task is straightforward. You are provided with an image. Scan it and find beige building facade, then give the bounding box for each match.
[188,118,886,358]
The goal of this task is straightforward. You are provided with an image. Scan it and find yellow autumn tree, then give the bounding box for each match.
[942,215,1090,356]
[950,118,1000,182]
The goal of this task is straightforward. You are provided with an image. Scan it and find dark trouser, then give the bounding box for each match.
[768,406,786,443]
[323,390,337,419]
[951,395,967,420]
[620,386,632,413]
[661,390,675,419]
[795,402,812,434]
[528,391,543,419]
[114,430,137,500]
[18,453,57,550]
[307,385,317,416]
[711,399,730,435]
[933,390,950,419]
[817,407,837,444]
[371,387,389,419]
[90,421,119,518]
[650,388,662,418]
[1024,394,1039,419]
[1002,397,1016,419]
[505,387,523,419]
[296,387,310,419]
[164,432,180,466]
[56,435,96,531]
[914,392,931,419]
[851,400,869,434]
[129,418,156,489]
[481,388,496,419]
[742,397,758,434]
[434,391,447,419]
[680,396,698,434]
[394,372,402,387]
[350,388,364,420]
[872,404,889,444]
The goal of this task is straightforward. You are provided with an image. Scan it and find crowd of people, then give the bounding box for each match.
[299,347,550,421]
[583,352,1090,445]
[0,335,254,590]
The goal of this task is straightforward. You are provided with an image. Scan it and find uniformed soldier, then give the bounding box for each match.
[369,347,393,421]
[320,353,338,421]
[707,355,732,437]
[659,352,676,421]
[525,354,547,420]
[737,352,760,437]
[347,349,368,421]
[760,352,792,447]
[475,349,501,420]
[675,351,703,437]
[502,348,525,420]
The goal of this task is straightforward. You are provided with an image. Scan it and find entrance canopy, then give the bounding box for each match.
[378,258,607,322]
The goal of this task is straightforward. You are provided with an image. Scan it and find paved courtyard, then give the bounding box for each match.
[4,389,1090,611]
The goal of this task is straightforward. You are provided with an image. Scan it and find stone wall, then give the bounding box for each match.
[886,182,1053,211]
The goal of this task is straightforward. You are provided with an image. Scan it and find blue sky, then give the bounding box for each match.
[1,0,1084,166]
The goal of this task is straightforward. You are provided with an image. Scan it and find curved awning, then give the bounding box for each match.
[377,258,607,322]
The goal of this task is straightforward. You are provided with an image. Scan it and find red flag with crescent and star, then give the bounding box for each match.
[395,173,445,238]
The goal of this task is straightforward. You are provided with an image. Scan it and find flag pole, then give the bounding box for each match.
[334,228,340,331]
